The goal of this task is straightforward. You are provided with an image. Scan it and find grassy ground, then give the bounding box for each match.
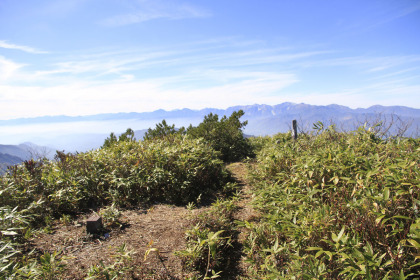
[24,162,253,279]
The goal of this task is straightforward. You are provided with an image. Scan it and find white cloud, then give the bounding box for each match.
[100,0,211,26]
[367,67,420,82]
[297,78,420,109]
[0,68,298,119]
[0,56,25,80]
[30,46,324,84]
[1,37,420,120]
[299,55,416,69]
[0,40,48,54]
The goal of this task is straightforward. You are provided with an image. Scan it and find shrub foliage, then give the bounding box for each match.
[1,136,228,216]
[244,124,420,279]
[0,135,230,278]
[187,110,253,162]
[144,110,253,162]
[144,119,183,140]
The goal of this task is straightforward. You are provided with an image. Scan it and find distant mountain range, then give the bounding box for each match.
[5,102,417,137]
[236,103,420,135]
[2,103,419,128]
[0,143,54,174]
[0,152,23,173]
[1,103,419,171]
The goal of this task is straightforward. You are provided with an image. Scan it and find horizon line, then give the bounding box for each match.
[0,102,418,122]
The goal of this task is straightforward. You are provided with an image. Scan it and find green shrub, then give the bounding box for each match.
[86,243,133,280]
[242,126,420,278]
[145,111,254,162]
[144,119,185,140]
[176,197,238,278]
[0,135,230,224]
[186,110,254,162]
[102,128,136,148]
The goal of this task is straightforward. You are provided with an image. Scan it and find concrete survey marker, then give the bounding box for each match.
[86,215,103,234]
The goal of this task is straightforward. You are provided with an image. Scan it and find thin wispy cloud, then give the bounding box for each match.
[0,40,48,54]
[0,37,306,118]
[0,69,298,119]
[367,67,420,81]
[32,46,327,82]
[296,54,420,73]
[1,34,418,118]
[365,2,420,31]
[0,56,25,80]
[328,1,420,43]
[101,1,211,26]
[38,0,87,17]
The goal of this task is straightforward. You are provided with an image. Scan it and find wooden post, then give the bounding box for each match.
[292,120,298,140]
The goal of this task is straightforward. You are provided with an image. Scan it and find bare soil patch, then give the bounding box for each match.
[32,205,196,279]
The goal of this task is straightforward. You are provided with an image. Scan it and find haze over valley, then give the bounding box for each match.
[1,103,419,156]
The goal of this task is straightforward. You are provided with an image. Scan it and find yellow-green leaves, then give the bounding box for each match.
[247,128,419,278]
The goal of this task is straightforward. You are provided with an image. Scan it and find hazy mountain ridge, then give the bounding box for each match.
[0,144,33,160]
[0,152,23,174]
[1,103,419,157]
[3,103,419,124]
[0,142,55,159]
[0,143,56,173]
[234,103,420,136]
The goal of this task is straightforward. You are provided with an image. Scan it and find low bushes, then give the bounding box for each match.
[187,110,254,162]
[1,135,229,222]
[145,110,254,163]
[244,125,420,278]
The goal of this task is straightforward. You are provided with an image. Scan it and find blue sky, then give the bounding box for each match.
[0,0,419,119]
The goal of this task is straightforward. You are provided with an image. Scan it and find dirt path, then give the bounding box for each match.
[31,162,255,279]
[226,162,258,278]
[226,162,256,223]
